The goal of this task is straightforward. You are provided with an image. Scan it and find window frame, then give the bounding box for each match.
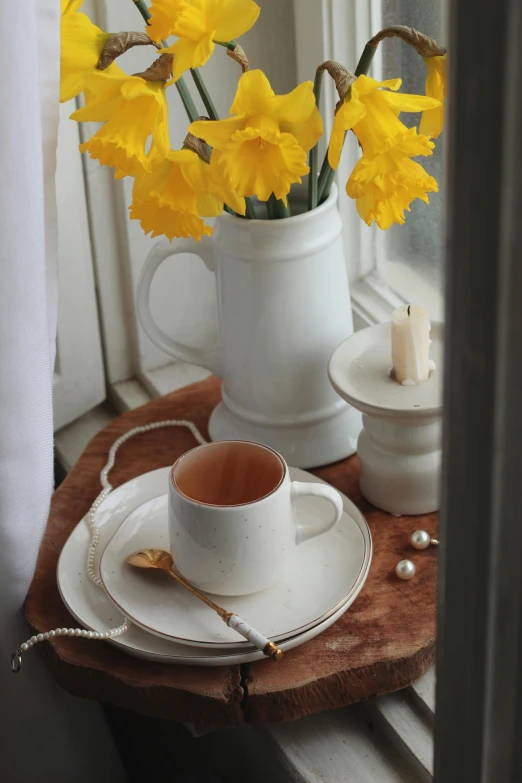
[294,0,444,325]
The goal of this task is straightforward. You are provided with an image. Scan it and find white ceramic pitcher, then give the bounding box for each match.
[137,185,361,468]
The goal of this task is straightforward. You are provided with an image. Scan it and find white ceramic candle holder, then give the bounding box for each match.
[328,322,443,515]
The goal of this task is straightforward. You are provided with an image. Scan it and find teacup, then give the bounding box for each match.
[169,440,344,596]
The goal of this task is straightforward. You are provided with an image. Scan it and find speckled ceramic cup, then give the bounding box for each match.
[169,440,343,596]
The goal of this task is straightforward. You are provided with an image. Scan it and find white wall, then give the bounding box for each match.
[84,0,298,380]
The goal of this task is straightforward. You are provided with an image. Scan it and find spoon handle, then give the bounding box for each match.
[226,615,283,660]
[165,569,282,660]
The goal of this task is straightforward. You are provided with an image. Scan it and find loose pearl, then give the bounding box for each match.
[411,530,431,550]
[396,559,416,580]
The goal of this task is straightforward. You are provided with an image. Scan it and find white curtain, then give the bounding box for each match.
[0,2,124,779]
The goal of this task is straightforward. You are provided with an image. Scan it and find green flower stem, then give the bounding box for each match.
[131,0,198,121]
[190,69,219,120]
[133,0,152,20]
[354,43,379,78]
[245,200,257,219]
[317,43,378,204]
[307,67,324,211]
[268,194,291,219]
[175,80,199,122]
[213,39,238,51]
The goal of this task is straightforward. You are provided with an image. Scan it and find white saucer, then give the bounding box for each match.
[57,468,372,665]
[99,482,371,648]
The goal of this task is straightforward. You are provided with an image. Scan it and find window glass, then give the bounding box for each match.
[377,0,445,301]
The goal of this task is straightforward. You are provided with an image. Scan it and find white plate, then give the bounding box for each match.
[57,468,372,665]
[100,483,371,648]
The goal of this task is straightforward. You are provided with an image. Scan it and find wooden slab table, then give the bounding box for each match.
[26,377,437,730]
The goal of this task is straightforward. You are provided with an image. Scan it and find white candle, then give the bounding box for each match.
[391,304,432,385]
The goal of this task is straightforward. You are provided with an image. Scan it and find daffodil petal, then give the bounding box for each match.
[164,35,215,82]
[70,70,128,122]
[208,151,246,214]
[284,104,323,153]
[61,0,84,14]
[209,0,260,40]
[60,12,113,102]
[230,70,275,116]
[147,0,182,43]
[419,55,447,138]
[196,193,223,218]
[381,91,441,114]
[354,75,402,97]
[271,80,316,125]
[327,98,366,169]
[419,105,445,138]
[189,116,246,150]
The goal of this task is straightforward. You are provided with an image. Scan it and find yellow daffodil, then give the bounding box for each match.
[60,0,116,103]
[130,149,246,242]
[347,128,438,229]
[71,69,170,179]
[147,0,260,83]
[327,75,440,229]
[419,55,447,138]
[328,75,440,167]
[189,70,323,204]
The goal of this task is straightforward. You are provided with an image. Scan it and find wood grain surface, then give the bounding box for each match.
[25,377,437,729]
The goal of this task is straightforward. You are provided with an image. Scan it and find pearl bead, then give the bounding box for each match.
[74,629,82,637]
[49,630,56,638]
[30,636,37,644]
[61,628,68,635]
[68,629,75,636]
[36,634,44,642]
[21,643,28,652]
[43,633,49,641]
[410,530,431,550]
[396,559,416,580]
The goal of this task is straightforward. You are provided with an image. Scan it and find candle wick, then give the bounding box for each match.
[407,305,411,317]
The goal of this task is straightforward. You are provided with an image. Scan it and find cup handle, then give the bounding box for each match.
[136,238,221,376]
[291,481,344,545]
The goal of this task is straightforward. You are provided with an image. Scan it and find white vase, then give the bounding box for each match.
[137,185,361,468]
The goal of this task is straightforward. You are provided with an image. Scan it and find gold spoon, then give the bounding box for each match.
[126,548,283,660]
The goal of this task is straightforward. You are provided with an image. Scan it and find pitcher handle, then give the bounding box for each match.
[137,238,221,376]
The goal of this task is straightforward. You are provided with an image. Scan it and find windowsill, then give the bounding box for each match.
[351,266,444,328]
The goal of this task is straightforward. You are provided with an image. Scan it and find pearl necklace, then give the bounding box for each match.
[12,419,207,673]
